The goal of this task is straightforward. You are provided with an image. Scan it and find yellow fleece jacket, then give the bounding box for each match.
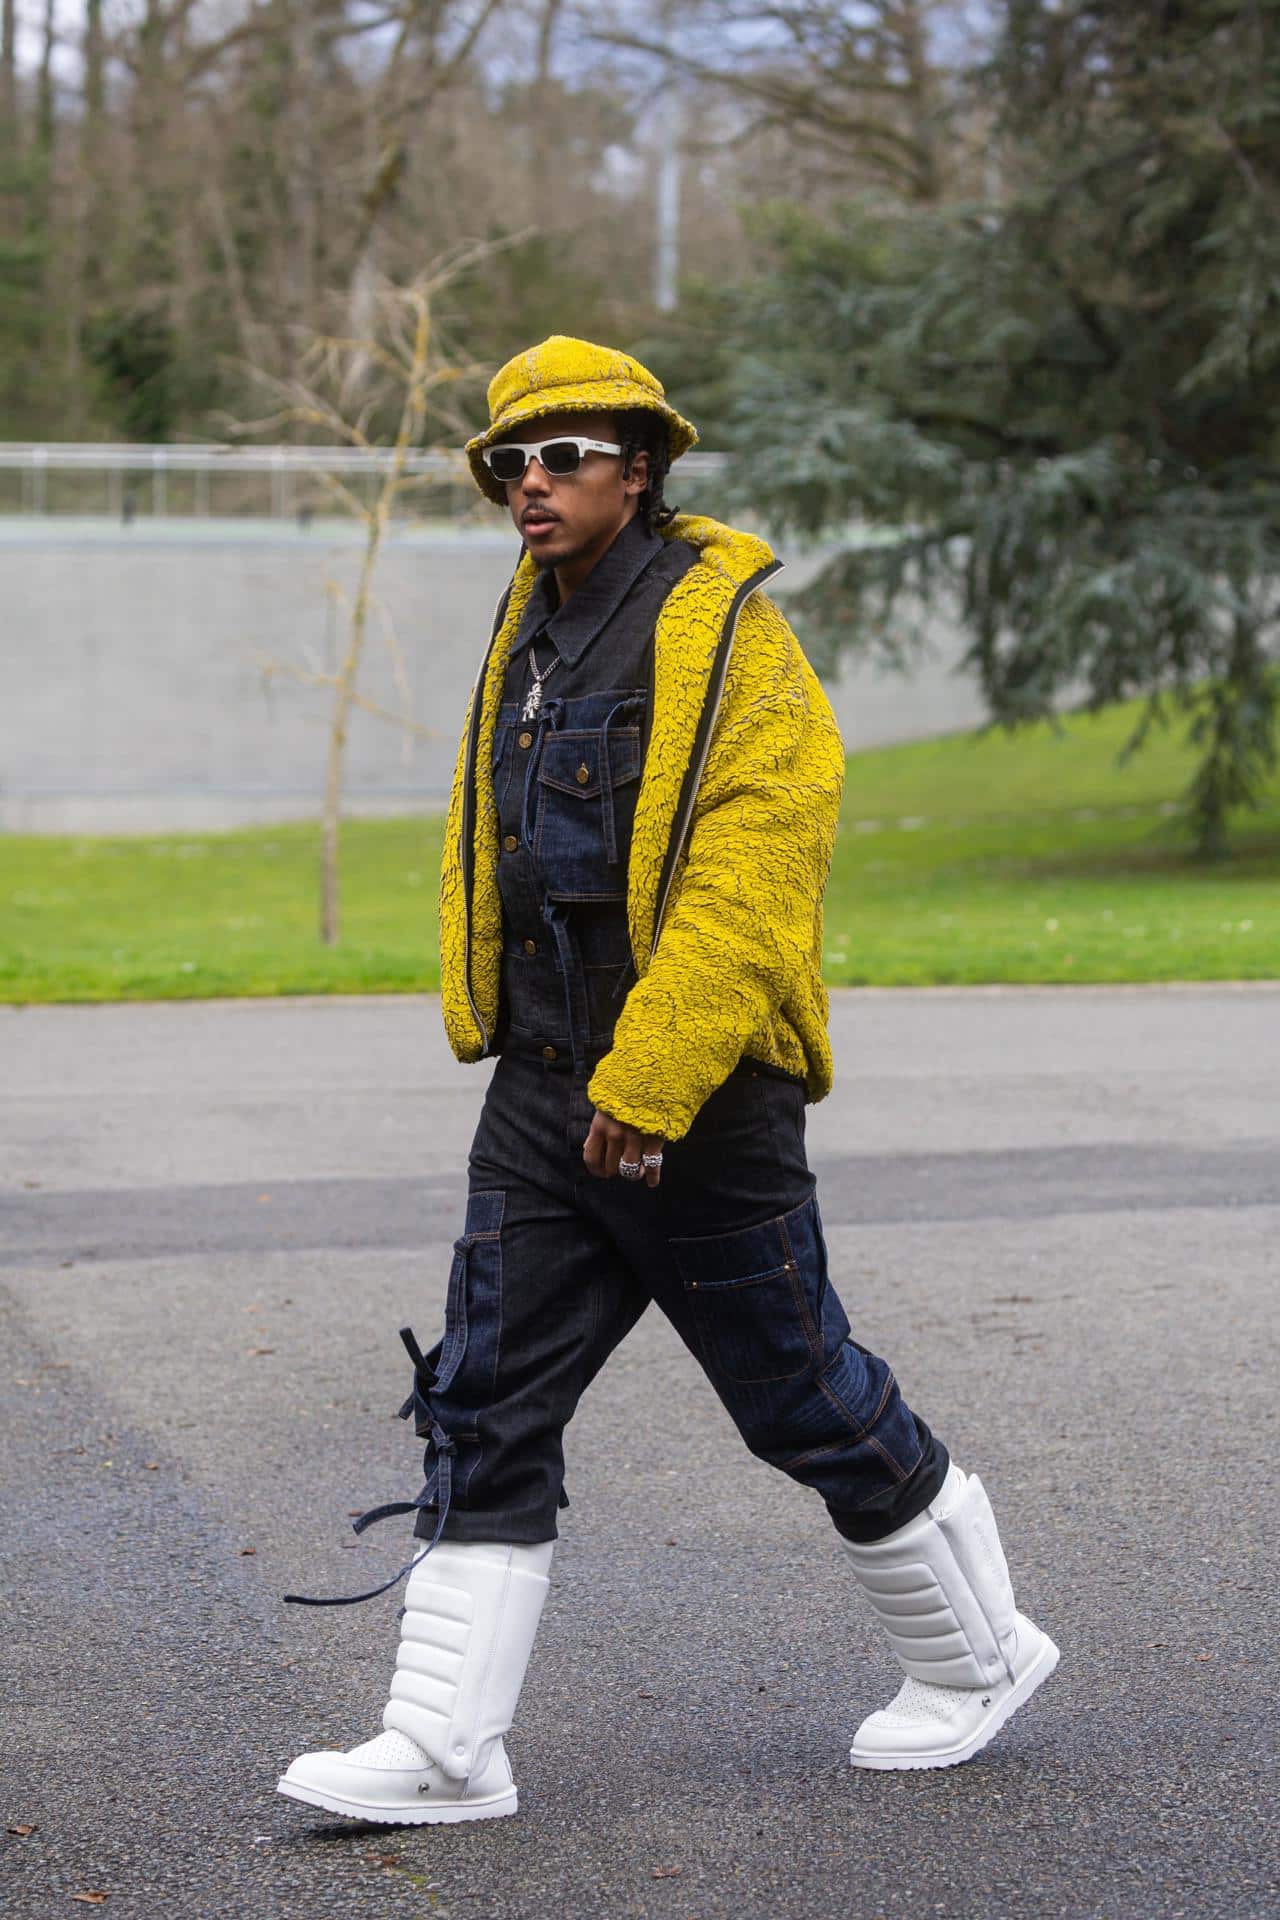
[438,515,845,1141]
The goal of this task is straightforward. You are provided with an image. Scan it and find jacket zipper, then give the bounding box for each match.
[459,583,513,1053]
[648,560,784,959]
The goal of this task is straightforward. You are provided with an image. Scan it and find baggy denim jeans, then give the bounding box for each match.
[405,1048,949,1550]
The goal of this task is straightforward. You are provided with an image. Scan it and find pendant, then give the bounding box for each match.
[521,678,543,724]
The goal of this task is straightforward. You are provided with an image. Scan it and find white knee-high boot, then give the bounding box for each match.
[841,1464,1059,1770]
[278,1539,553,1823]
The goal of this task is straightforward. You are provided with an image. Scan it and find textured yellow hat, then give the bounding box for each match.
[465,335,699,505]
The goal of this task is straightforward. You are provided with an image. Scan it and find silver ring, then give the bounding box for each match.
[618,1158,644,1180]
[642,1152,664,1170]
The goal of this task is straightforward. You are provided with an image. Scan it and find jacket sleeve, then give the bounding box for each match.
[586,601,844,1141]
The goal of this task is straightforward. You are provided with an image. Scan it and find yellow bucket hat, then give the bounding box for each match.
[465,335,699,505]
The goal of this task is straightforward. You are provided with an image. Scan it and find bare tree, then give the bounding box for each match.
[2,0,18,153]
[35,0,56,166]
[531,0,566,202]
[7,0,853,439]
[592,0,973,204]
[341,0,506,376]
[217,243,520,947]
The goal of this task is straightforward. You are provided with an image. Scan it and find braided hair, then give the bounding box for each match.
[615,406,678,536]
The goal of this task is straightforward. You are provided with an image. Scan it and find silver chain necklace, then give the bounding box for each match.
[521,641,561,723]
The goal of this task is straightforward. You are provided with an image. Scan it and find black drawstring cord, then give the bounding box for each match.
[283,1327,454,1609]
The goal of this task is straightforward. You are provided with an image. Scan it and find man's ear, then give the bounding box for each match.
[623,448,650,497]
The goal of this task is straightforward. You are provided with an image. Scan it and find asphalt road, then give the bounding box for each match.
[3,988,1277,1920]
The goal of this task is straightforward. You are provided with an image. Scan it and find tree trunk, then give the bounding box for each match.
[895,0,943,202]
[85,0,104,121]
[320,288,431,944]
[320,467,393,944]
[285,0,318,355]
[1189,611,1276,858]
[36,0,55,163]
[1,0,17,154]
[531,0,563,203]
[70,0,110,434]
[206,179,260,365]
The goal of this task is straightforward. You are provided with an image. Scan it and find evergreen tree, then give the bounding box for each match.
[710,0,1280,853]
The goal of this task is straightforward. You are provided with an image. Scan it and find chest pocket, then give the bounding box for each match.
[532,723,643,901]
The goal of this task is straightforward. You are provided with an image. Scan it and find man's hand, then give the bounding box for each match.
[583,1107,664,1187]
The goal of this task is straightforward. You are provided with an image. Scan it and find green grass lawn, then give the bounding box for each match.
[2,698,1277,1003]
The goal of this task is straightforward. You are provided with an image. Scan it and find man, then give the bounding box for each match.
[278,337,1059,1825]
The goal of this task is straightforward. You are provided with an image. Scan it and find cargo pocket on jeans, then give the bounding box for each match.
[671,1194,822,1385]
[432,1188,504,1405]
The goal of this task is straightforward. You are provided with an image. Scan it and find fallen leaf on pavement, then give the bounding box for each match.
[7,1823,36,1836]
[238,1547,256,1556]
[71,1894,110,1905]
[651,1866,682,1879]
[247,1348,275,1357]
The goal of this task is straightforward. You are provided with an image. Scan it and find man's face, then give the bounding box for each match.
[496,410,649,573]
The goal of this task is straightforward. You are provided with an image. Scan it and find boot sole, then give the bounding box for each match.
[849,1627,1060,1772]
[276,1778,518,1824]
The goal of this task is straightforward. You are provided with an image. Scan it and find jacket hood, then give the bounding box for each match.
[660,513,778,589]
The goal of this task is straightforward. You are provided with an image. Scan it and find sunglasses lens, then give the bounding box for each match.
[487,446,527,483]
[539,440,583,476]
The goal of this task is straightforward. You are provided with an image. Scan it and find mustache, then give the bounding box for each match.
[521,506,561,524]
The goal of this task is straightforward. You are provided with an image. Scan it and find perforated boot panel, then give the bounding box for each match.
[346,1729,431,1768]
[876,1675,980,1726]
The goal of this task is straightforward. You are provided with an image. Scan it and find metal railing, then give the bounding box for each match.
[0,443,729,518]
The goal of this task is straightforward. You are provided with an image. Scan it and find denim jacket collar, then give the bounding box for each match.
[512,517,663,669]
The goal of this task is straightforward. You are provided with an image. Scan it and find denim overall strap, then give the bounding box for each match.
[542,900,592,1075]
[497,685,645,1071]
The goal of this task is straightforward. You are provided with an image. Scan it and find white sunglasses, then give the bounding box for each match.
[482,435,623,483]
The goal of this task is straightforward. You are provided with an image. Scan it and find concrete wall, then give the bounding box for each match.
[1,517,987,832]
